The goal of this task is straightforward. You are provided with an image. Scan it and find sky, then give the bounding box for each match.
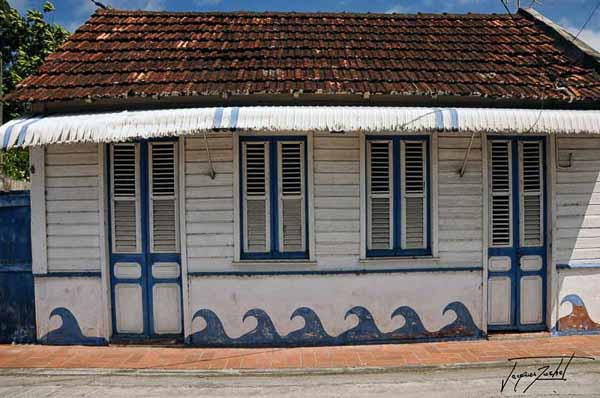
[8,0,600,50]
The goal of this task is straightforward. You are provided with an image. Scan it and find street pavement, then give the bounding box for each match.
[0,362,599,397]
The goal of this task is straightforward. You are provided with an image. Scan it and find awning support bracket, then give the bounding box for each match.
[202,129,216,179]
[459,132,476,178]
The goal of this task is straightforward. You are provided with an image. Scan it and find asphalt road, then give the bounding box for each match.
[1,362,599,397]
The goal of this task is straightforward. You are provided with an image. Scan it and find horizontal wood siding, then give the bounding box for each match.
[314,133,361,267]
[45,144,101,272]
[555,137,600,264]
[185,135,235,271]
[437,135,483,266]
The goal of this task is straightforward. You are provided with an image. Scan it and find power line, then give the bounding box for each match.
[574,0,600,40]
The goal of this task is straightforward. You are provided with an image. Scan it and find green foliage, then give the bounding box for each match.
[0,0,69,181]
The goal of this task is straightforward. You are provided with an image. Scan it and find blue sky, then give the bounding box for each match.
[8,0,600,50]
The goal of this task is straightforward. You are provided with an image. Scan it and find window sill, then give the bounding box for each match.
[233,260,317,267]
[359,256,441,266]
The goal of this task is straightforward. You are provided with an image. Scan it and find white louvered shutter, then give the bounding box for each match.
[489,141,512,247]
[243,142,270,253]
[520,141,543,246]
[367,141,393,250]
[111,143,140,253]
[401,141,427,249]
[278,142,305,252]
[149,142,179,253]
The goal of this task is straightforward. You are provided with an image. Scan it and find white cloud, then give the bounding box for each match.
[195,0,223,5]
[562,25,600,52]
[385,5,407,13]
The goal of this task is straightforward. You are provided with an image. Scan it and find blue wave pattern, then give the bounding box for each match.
[40,307,107,346]
[188,301,482,347]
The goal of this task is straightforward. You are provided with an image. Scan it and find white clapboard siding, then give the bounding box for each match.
[314,133,361,265]
[555,136,600,264]
[438,135,483,266]
[185,135,235,272]
[45,143,101,272]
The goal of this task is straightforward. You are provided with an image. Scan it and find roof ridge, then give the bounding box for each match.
[93,8,515,19]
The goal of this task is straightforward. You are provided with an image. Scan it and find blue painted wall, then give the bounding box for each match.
[0,191,36,344]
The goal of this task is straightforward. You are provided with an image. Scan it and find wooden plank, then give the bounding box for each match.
[315,220,360,233]
[187,234,234,247]
[46,200,99,213]
[314,232,359,243]
[186,198,233,211]
[46,187,99,201]
[556,182,600,195]
[314,184,359,198]
[185,160,233,175]
[186,210,233,223]
[314,196,359,209]
[187,246,234,258]
[557,204,600,216]
[314,161,360,174]
[557,194,600,206]
[48,235,100,248]
[30,146,47,275]
[47,247,100,259]
[438,183,482,196]
[45,165,98,178]
[48,224,100,236]
[314,136,359,149]
[314,208,359,221]
[556,237,600,250]
[47,259,100,271]
[46,153,99,166]
[185,149,232,162]
[438,148,482,161]
[314,149,360,161]
[314,173,359,185]
[556,171,600,184]
[556,214,600,228]
[186,186,233,199]
[46,176,98,188]
[47,212,99,224]
[185,173,233,188]
[185,136,233,150]
[46,143,98,154]
[558,227,600,239]
[315,243,360,255]
[186,223,234,234]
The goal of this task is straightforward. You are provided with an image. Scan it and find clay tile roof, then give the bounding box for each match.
[5,8,600,104]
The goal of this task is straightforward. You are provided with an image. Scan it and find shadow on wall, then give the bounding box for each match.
[188,302,483,347]
[40,307,107,346]
[555,136,600,334]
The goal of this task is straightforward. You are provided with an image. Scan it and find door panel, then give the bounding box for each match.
[488,276,512,325]
[487,137,547,332]
[109,140,182,339]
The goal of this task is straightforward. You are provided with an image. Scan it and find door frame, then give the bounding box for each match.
[484,134,550,333]
[105,139,184,340]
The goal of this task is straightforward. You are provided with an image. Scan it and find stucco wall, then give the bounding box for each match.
[34,276,107,344]
[187,271,483,346]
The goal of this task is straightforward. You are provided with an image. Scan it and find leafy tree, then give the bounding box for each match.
[0,0,69,183]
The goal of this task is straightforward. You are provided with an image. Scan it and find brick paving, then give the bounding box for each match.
[1,335,599,371]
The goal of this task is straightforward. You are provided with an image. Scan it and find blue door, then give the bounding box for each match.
[108,140,183,339]
[487,137,547,332]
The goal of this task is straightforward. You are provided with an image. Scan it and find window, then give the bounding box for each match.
[365,136,430,257]
[110,141,179,254]
[240,136,308,260]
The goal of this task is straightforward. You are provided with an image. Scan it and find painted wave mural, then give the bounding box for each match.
[40,307,107,346]
[557,294,600,335]
[188,301,483,347]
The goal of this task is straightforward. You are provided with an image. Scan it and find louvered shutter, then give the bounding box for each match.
[520,141,543,246]
[278,142,305,252]
[367,141,393,250]
[489,141,512,247]
[149,142,179,253]
[401,141,427,249]
[111,143,140,253]
[243,142,270,253]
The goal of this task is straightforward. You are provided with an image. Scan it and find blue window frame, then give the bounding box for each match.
[239,136,309,260]
[365,135,431,257]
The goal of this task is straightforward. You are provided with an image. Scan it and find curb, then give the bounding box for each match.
[1,358,598,378]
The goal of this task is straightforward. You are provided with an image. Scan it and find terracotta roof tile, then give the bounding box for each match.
[6,9,600,103]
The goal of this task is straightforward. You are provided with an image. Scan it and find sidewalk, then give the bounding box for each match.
[1,335,599,373]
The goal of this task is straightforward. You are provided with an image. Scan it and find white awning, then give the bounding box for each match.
[1,106,599,148]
